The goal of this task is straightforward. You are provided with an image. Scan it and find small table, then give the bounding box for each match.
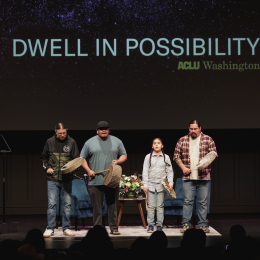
[117,198,147,229]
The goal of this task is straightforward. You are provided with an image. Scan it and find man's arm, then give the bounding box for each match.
[81,159,95,177]
[113,140,127,164]
[208,137,217,155]
[173,140,191,175]
[113,155,127,164]
[40,141,53,174]
[80,142,95,177]
[175,158,191,175]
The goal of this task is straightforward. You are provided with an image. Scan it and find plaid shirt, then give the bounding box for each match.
[173,133,217,180]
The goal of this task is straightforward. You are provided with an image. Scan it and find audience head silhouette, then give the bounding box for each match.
[181,228,206,248]
[80,225,113,259]
[131,237,149,251]
[23,228,45,254]
[230,224,246,245]
[149,230,168,249]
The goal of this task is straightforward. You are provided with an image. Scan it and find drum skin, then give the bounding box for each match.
[104,163,122,188]
[62,157,84,174]
[161,178,176,200]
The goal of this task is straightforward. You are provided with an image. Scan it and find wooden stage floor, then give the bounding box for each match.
[0,213,259,249]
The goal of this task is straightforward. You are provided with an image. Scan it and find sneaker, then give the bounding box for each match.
[157,226,163,231]
[147,225,154,233]
[200,226,210,233]
[63,229,75,236]
[43,229,54,238]
[180,223,190,233]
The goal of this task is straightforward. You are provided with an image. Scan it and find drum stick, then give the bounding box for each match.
[53,166,67,172]
[94,162,116,175]
[145,193,148,211]
[94,169,109,175]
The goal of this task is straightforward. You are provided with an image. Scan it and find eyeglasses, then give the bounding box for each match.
[57,132,67,135]
[98,128,109,131]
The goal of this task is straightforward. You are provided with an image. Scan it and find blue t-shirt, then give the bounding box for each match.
[80,135,127,185]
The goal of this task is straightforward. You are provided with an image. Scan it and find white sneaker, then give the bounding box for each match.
[63,229,75,236]
[43,229,54,238]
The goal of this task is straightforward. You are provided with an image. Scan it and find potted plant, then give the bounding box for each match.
[119,172,143,198]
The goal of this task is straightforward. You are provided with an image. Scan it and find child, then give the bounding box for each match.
[142,138,174,233]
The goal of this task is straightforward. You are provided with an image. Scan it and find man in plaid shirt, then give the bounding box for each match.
[173,120,217,233]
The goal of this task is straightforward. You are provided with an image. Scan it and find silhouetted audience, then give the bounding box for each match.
[178,228,209,260]
[243,236,260,260]
[131,237,149,251]
[21,228,54,260]
[181,228,206,248]
[220,224,246,259]
[18,244,37,260]
[131,237,149,260]
[149,230,168,249]
[220,224,260,260]
[22,228,46,259]
[54,250,67,260]
[75,225,113,259]
[0,239,22,260]
[67,242,83,255]
[230,224,246,245]
[1,224,259,260]
[64,251,85,260]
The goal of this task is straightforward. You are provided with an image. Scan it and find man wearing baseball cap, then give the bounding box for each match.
[80,121,127,235]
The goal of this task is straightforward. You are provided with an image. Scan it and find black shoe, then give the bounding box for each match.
[147,225,154,233]
[110,230,120,235]
[157,226,163,231]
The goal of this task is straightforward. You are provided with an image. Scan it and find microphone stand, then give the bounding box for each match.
[0,134,17,233]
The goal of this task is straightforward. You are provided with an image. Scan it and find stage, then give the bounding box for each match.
[1,213,259,249]
[48,225,221,238]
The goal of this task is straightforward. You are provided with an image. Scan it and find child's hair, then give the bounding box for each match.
[149,138,170,167]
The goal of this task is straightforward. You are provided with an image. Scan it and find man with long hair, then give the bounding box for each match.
[173,120,217,233]
[41,123,79,237]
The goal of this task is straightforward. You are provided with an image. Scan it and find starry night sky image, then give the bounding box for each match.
[1,1,260,130]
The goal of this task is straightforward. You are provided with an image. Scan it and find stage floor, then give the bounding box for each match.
[0,213,259,249]
[50,225,221,237]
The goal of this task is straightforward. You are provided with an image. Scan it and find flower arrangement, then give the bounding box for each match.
[119,172,143,198]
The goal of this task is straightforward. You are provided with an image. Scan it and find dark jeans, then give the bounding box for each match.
[88,185,118,232]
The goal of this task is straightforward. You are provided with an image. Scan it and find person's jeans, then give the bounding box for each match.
[182,180,209,227]
[147,190,165,227]
[47,180,72,231]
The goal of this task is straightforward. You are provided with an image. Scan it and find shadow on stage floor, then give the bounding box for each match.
[0,213,259,249]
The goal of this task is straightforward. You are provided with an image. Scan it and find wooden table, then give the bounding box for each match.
[117,198,147,229]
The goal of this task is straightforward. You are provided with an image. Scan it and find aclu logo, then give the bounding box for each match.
[178,61,200,70]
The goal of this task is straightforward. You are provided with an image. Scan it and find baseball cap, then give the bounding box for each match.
[96,121,110,129]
